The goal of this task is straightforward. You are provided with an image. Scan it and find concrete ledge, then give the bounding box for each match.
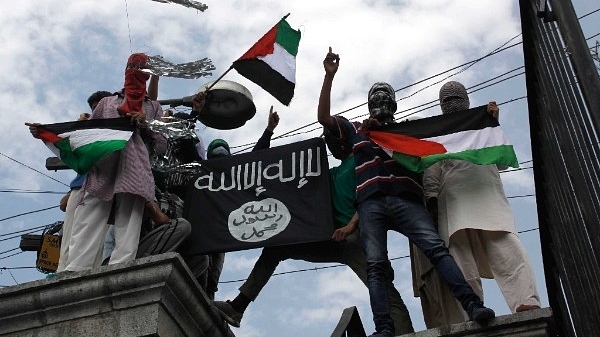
[0,253,232,337]
[401,307,555,337]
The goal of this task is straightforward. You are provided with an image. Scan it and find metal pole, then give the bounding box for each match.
[551,0,600,133]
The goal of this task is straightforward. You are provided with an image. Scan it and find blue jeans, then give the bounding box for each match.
[239,231,414,334]
[358,194,479,333]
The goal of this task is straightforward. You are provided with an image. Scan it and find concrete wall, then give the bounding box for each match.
[0,253,232,337]
[402,308,555,337]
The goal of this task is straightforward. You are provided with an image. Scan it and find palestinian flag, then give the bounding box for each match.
[36,117,135,174]
[366,105,519,172]
[232,18,301,106]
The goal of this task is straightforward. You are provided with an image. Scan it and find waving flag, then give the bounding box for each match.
[232,17,301,106]
[36,118,135,174]
[366,105,519,172]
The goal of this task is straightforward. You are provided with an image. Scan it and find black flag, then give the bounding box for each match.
[182,138,335,254]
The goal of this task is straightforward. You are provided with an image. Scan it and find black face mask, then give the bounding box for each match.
[368,92,396,121]
[367,82,397,122]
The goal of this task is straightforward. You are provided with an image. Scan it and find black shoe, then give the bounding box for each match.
[467,301,495,322]
[214,300,243,328]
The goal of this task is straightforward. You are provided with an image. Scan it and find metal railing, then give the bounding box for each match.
[519,0,600,336]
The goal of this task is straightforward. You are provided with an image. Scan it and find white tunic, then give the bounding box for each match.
[424,160,515,239]
[423,160,515,277]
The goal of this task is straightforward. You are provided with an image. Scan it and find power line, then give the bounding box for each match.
[123,0,133,54]
[275,66,527,141]
[0,189,67,195]
[0,266,37,270]
[231,48,527,152]
[0,251,23,261]
[502,165,534,173]
[0,224,50,238]
[0,206,59,223]
[0,248,20,256]
[6,269,18,285]
[0,152,69,187]
[586,31,600,41]
[578,7,600,20]
[231,21,599,153]
[507,194,536,199]
[220,226,541,284]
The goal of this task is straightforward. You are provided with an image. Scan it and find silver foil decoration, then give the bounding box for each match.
[150,0,208,11]
[148,116,198,141]
[147,55,216,79]
[148,117,203,177]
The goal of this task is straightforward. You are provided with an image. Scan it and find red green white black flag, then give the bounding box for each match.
[365,105,519,173]
[232,17,301,106]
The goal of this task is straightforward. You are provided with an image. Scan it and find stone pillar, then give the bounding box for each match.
[0,253,232,337]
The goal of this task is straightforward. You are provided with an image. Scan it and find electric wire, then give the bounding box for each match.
[230,20,599,152]
[0,248,19,256]
[0,152,69,187]
[0,251,23,261]
[124,0,133,54]
[219,226,541,284]
[0,189,67,195]
[0,206,59,223]
[0,225,50,238]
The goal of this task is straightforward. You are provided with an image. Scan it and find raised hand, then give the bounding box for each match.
[126,111,147,128]
[267,105,280,132]
[323,46,340,76]
[487,101,499,120]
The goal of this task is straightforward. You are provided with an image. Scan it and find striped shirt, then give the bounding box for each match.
[84,95,166,202]
[333,116,423,204]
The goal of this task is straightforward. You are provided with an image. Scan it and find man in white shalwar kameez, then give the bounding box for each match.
[412,81,541,327]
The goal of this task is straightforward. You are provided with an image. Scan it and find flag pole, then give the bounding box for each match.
[203,65,233,91]
[203,13,291,92]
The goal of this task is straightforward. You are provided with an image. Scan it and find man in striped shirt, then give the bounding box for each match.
[317,47,494,337]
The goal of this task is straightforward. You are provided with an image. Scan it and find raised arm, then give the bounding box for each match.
[252,106,279,152]
[147,74,159,101]
[317,47,340,131]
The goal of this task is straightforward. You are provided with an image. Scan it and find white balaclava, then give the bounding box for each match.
[439,81,470,114]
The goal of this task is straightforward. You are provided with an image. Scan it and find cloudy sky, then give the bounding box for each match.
[1,1,599,336]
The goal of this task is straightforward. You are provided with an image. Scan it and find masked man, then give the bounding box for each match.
[414,81,540,327]
[63,53,166,272]
[317,47,495,337]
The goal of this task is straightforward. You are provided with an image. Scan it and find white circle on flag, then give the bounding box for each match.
[228,198,291,243]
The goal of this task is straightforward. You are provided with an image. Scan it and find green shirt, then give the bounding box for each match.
[329,156,356,229]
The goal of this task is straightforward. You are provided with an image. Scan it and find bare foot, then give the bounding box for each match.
[516,304,541,312]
